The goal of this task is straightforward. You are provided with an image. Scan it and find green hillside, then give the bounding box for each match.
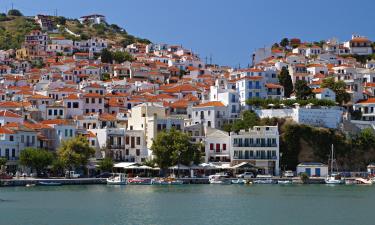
[0,11,150,50]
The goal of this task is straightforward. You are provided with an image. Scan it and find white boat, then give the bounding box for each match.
[106,173,127,185]
[151,178,183,185]
[231,179,246,184]
[325,145,344,185]
[278,180,292,184]
[208,174,231,184]
[253,179,274,184]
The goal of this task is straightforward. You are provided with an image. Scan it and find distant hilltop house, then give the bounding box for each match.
[34,14,54,31]
[79,14,106,24]
[343,35,373,55]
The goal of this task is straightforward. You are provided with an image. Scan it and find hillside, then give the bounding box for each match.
[0,13,151,50]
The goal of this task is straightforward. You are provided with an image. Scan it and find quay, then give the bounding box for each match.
[0,177,328,186]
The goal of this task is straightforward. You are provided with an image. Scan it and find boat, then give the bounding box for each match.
[278,180,292,184]
[106,173,127,185]
[38,181,62,186]
[355,178,372,185]
[151,178,183,185]
[208,174,231,184]
[25,183,36,187]
[231,179,246,184]
[325,145,345,185]
[253,179,274,184]
[128,176,152,185]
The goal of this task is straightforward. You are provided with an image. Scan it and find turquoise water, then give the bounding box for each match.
[0,184,373,225]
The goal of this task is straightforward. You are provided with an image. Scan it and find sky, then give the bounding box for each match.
[0,0,374,67]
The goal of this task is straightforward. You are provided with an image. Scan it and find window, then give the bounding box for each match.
[210,143,214,150]
[9,136,13,141]
[5,149,9,159]
[67,102,72,108]
[21,135,24,143]
[125,136,129,145]
[136,137,141,145]
[125,149,129,155]
[131,137,135,148]
[48,110,52,116]
[216,144,220,152]
[99,98,102,104]
[70,129,73,137]
[12,149,15,157]
[65,129,68,137]
[223,144,226,151]
[59,110,63,115]
[54,110,57,115]
[86,98,89,104]
[136,149,140,156]
[91,98,95,103]
[73,102,79,108]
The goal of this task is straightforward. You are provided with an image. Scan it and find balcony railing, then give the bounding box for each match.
[233,156,277,160]
[232,143,278,147]
[108,145,125,149]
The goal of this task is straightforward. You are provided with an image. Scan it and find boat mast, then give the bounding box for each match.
[331,144,334,174]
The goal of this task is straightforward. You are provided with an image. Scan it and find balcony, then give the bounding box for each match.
[233,156,277,160]
[108,145,125,149]
[232,143,278,148]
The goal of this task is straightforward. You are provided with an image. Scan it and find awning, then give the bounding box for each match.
[231,162,257,169]
[168,164,190,170]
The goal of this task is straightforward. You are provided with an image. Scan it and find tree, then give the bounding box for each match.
[100,48,113,63]
[0,157,7,172]
[280,38,289,48]
[151,129,201,169]
[278,67,293,98]
[57,136,95,173]
[321,77,351,104]
[272,43,280,49]
[19,148,54,176]
[112,51,133,63]
[294,80,313,100]
[98,158,114,172]
[7,9,23,16]
[230,110,260,132]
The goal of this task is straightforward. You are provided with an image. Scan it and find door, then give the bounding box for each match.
[315,168,321,177]
[305,168,311,176]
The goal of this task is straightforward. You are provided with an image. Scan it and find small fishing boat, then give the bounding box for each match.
[278,180,292,184]
[38,181,62,186]
[231,179,246,184]
[128,176,152,185]
[208,174,231,184]
[151,178,183,185]
[107,173,127,185]
[253,179,274,184]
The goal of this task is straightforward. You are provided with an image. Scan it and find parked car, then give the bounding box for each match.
[96,172,112,178]
[65,171,80,178]
[283,170,294,177]
[236,172,255,179]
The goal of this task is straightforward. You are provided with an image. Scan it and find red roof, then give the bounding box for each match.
[193,101,225,108]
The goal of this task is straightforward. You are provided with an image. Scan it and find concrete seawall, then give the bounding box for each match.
[0,178,107,187]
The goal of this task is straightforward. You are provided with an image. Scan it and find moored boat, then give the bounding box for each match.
[208,174,231,184]
[107,173,127,185]
[128,177,152,185]
[325,145,344,185]
[231,179,246,184]
[253,179,274,184]
[278,180,292,184]
[38,181,62,186]
[151,177,183,185]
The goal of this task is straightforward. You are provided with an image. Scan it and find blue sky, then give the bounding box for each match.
[0,0,374,67]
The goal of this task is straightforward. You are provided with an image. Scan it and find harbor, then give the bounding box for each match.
[0,184,374,225]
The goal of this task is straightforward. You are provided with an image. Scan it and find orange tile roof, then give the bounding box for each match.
[265,83,283,89]
[0,110,22,118]
[170,99,189,109]
[193,101,225,108]
[0,127,15,134]
[357,98,375,104]
[40,119,70,125]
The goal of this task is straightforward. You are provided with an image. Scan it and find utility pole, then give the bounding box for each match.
[209,54,212,65]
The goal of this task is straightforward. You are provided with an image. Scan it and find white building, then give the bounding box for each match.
[231,126,280,175]
[255,106,343,129]
[296,162,328,177]
[312,88,336,101]
[343,35,373,55]
[204,128,230,163]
